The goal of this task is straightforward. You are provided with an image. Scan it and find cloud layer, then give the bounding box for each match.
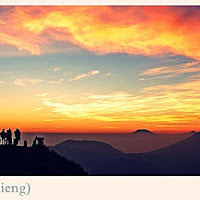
[41,78,200,130]
[1,6,200,59]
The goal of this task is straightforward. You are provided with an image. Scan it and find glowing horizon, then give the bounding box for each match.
[0,6,200,134]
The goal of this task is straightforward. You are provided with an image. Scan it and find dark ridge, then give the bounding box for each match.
[52,140,123,156]
[50,139,161,175]
[51,135,200,175]
[132,129,154,134]
[147,131,200,156]
[140,133,200,174]
[0,145,87,175]
[188,130,197,134]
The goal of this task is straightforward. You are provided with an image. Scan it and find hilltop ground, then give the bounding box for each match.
[0,145,87,175]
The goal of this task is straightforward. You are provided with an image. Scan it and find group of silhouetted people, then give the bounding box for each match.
[0,128,46,148]
[0,128,21,146]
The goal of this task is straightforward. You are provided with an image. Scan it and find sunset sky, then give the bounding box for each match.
[0,6,200,133]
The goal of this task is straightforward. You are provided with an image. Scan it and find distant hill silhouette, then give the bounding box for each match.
[51,133,200,175]
[132,129,154,135]
[187,130,197,134]
[50,140,162,175]
[147,132,200,157]
[54,139,123,155]
[143,132,200,174]
[0,145,87,175]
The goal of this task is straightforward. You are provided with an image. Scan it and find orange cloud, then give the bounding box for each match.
[1,6,200,59]
[40,79,200,131]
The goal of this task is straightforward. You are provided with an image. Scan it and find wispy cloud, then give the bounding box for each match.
[105,72,111,76]
[43,119,53,122]
[140,61,200,80]
[70,70,100,81]
[14,78,42,86]
[49,79,63,85]
[188,73,200,80]
[38,93,49,97]
[53,67,62,72]
[33,107,43,111]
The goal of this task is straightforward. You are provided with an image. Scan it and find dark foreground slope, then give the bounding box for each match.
[0,145,87,175]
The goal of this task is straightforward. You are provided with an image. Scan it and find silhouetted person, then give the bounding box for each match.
[0,129,3,144]
[14,128,21,146]
[32,136,37,147]
[6,128,12,145]
[24,140,27,148]
[32,136,45,147]
[37,137,44,146]
[13,138,17,146]
[0,129,7,145]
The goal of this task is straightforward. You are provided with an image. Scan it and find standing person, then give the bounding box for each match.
[0,129,5,145]
[14,128,21,146]
[7,128,12,145]
[0,129,6,145]
[32,136,37,147]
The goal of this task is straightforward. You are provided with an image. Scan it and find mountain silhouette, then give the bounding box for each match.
[0,145,87,175]
[142,132,200,174]
[132,129,154,135]
[53,139,123,156]
[50,140,162,175]
[147,132,200,157]
[187,130,197,134]
[51,133,200,175]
